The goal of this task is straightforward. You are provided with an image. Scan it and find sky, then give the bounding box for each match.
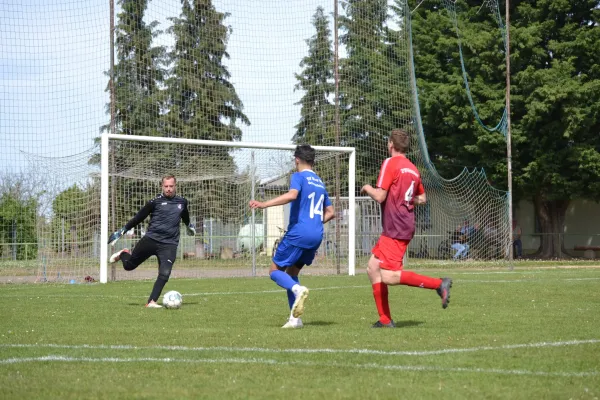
[0,0,344,184]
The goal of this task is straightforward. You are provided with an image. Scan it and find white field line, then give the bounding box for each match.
[1,339,598,357]
[456,277,600,283]
[0,354,596,377]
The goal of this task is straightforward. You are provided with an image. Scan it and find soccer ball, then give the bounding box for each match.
[162,290,183,309]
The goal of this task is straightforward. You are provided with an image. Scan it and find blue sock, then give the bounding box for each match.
[287,276,300,309]
[270,270,297,291]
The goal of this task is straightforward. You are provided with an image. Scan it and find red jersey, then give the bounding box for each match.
[376,155,425,240]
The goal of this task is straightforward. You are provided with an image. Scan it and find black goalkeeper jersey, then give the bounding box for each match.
[124,194,190,245]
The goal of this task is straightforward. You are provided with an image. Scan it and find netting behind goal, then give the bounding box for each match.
[105,137,354,280]
[1,0,511,283]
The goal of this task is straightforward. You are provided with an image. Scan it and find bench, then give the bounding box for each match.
[574,245,600,259]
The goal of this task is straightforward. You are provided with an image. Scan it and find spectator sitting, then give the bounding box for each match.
[451,225,469,260]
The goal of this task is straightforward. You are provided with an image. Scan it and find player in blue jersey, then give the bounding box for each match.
[249,145,335,328]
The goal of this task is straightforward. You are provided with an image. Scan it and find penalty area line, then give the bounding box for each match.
[2,339,599,357]
[0,354,596,378]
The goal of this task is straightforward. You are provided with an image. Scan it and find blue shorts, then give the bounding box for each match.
[272,238,317,268]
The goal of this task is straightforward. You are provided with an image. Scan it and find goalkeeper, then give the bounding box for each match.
[108,175,195,308]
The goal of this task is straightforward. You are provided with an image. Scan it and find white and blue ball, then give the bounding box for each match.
[162,290,183,309]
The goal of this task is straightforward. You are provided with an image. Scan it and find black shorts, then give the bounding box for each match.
[122,236,178,274]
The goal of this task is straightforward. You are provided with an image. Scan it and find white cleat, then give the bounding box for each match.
[109,248,130,263]
[291,286,309,318]
[145,302,162,308]
[282,317,303,329]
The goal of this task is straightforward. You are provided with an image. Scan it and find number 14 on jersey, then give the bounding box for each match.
[308,192,324,220]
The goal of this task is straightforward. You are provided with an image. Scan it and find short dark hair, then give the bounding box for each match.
[389,129,410,153]
[294,144,316,166]
[161,175,176,184]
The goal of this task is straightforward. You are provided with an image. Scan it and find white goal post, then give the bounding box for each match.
[100,133,356,283]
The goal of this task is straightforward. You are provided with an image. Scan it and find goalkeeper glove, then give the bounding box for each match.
[108,227,126,246]
[186,223,196,236]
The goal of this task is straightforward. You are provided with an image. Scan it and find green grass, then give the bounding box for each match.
[1,266,600,399]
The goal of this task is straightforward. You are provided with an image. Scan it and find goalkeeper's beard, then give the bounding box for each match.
[163,190,175,198]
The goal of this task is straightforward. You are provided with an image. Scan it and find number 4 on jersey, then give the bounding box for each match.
[405,180,415,202]
[308,192,324,220]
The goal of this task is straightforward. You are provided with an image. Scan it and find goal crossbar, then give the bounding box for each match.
[100,133,356,282]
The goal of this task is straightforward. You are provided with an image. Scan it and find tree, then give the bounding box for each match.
[409,0,600,257]
[107,0,166,139]
[339,0,413,188]
[0,175,40,260]
[512,0,600,257]
[164,0,249,141]
[163,0,250,239]
[51,184,100,255]
[408,0,507,181]
[0,171,49,260]
[90,0,167,167]
[293,6,335,146]
[0,194,37,260]
[89,0,169,235]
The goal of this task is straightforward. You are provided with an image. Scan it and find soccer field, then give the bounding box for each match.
[1,266,599,399]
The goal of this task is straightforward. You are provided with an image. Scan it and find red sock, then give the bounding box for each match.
[399,270,442,290]
[381,283,391,321]
[372,282,392,324]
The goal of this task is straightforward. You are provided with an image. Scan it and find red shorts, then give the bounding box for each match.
[372,235,410,271]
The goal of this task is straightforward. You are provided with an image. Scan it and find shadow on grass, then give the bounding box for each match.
[304,320,335,326]
[393,320,424,328]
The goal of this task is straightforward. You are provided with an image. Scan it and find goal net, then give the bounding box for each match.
[101,135,355,282]
[1,0,511,284]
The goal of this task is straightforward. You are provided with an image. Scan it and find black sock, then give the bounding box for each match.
[148,276,168,303]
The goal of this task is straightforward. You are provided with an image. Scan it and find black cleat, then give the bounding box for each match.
[372,320,396,328]
[436,277,452,309]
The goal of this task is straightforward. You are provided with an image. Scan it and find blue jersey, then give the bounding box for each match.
[285,170,332,249]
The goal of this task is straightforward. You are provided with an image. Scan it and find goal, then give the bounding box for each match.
[100,134,356,283]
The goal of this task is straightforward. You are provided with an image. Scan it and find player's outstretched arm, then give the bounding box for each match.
[108,200,154,246]
[249,189,299,210]
[108,201,153,245]
[124,201,153,229]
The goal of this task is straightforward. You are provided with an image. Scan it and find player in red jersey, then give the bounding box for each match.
[361,129,452,328]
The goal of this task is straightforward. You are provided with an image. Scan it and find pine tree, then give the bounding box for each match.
[164,0,249,141]
[108,0,167,138]
[410,0,600,257]
[293,6,335,146]
[164,0,251,233]
[92,0,167,168]
[338,0,396,187]
[94,0,168,228]
[409,0,506,180]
